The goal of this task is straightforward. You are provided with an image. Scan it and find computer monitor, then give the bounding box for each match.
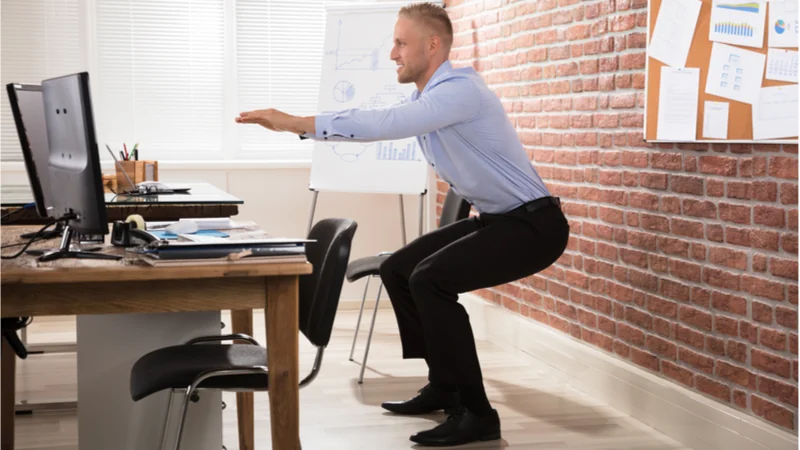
[38,72,119,262]
[6,83,55,219]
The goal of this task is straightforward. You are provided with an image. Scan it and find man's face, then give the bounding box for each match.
[390,17,429,84]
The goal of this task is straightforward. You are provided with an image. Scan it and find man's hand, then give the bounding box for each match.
[235,109,315,135]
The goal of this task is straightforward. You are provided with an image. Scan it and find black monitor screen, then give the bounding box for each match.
[6,83,54,218]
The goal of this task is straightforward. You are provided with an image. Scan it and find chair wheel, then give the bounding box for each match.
[190,392,200,403]
[222,401,227,410]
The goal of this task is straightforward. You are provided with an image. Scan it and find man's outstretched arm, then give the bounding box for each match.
[235,77,480,142]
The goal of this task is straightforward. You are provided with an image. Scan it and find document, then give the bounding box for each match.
[703,101,730,139]
[657,67,700,141]
[705,42,766,104]
[768,0,799,48]
[752,85,798,139]
[709,0,767,48]
[649,0,702,68]
[766,48,798,82]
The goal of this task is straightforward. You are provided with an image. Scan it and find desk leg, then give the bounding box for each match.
[231,310,255,450]
[1,338,15,450]
[265,276,300,450]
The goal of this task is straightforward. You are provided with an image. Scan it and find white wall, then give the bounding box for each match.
[1,161,437,303]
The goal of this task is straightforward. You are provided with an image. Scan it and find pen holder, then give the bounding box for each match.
[115,160,159,193]
[115,161,138,193]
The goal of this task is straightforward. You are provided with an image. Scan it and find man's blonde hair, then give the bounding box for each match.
[399,3,453,52]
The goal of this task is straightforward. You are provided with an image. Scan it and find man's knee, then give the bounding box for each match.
[408,262,437,299]
[379,252,402,285]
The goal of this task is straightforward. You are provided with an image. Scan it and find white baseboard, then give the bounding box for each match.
[460,293,799,450]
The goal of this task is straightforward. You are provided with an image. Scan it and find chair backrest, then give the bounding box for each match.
[439,189,472,228]
[299,218,358,347]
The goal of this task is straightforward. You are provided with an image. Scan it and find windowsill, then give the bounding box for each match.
[0,159,313,172]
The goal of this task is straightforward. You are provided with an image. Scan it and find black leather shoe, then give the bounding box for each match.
[381,384,460,415]
[409,409,501,447]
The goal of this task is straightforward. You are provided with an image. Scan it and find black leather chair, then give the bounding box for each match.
[346,189,471,383]
[129,218,358,450]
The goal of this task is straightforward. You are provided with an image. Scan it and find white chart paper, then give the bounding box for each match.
[649,0,702,68]
[657,67,700,141]
[705,42,766,104]
[709,0,767,48]
[766,48,799,82]
[768,0,799,48]
[752,85,799,139]
[703,101,730,139]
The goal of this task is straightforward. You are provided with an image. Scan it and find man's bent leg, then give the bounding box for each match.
[407,205,569,446]
[377,217,480,415]
[378,217,480,360]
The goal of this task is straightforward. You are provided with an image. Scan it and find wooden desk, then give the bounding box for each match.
[1,226,311,450]
[1,182,243,225]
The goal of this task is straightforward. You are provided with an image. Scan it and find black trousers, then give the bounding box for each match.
[379,197,570,387]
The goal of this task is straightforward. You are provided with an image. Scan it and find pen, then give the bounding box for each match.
[133,143,139,160]
[123,143,128,160]
[120,151,125,161]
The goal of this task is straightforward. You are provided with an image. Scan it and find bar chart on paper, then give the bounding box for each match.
[709,0,765,48]
[714,22,755,37]
[376,142,421,161]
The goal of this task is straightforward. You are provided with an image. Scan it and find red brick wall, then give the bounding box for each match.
[442,0,799,432]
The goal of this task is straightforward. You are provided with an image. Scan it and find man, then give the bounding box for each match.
[236,2,570,446]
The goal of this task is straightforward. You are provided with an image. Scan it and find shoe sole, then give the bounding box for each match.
[409,431,501,447]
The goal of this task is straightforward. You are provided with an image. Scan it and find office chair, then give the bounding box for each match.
[129,218,358,450]
[346,189,471,383]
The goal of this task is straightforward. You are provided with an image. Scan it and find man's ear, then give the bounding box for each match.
[428,34,440,54]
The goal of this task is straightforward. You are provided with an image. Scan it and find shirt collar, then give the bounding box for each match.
[422,60,453,94]
[411,60,453,100]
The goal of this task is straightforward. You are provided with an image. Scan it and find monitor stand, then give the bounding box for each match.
[23,221,103,256]
[38,225,121,262]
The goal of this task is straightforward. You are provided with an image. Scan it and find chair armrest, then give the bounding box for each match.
[185,333,260,346]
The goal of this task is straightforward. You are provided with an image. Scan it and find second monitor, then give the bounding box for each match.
[38,71,119,262]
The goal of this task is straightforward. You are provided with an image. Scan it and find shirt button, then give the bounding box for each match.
[323,131,327,135]
[350,134,354,138]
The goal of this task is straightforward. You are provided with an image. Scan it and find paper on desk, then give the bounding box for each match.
[657,67,700,141]
[752,84,799,139]
[766,48,799,83]
[709,0,767,49]
[649,0,702,68]
[769,0,799,48]
[703,101,730,139]
[705,43,766,105]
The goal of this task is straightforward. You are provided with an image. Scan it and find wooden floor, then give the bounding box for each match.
[13,308,691,450]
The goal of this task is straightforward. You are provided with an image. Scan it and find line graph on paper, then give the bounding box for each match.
[325,20,396,71]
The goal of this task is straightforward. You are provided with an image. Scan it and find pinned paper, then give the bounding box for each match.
[709,0,767,49]
[649,0,703,68]
[766,48,798,83]
[768,0,799,48]
[657,67,700,141]
[705,42,766,105]
[703,101,730,139]
[752,85,798,140]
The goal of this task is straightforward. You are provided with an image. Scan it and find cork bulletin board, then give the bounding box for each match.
[645,0,798,143]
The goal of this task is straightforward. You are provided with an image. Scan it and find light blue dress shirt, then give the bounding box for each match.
[304,60,551,214]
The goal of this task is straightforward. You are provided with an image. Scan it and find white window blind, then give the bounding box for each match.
[1,0,85,162]
[236,0,351,160]
[93,0,226,160]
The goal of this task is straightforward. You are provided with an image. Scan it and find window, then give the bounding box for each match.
[1,0,85,162]
[93,0,226,161]
[2,0,374,163]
